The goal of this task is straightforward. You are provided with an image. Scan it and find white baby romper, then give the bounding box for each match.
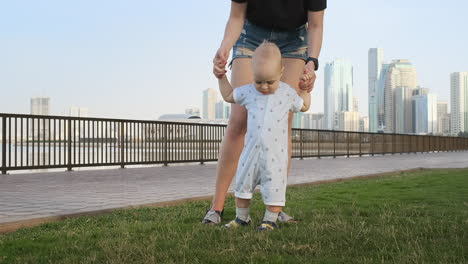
[232,81,304,206]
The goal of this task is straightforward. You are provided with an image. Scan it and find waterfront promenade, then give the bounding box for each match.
[1,151,467,232]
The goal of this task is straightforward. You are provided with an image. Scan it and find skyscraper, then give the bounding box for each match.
[202,88,217,120]
[324,59,353,130]
[30,97,50,140]
[413,93,438,134]
[292,112,304,129]
[368,48,384,132]
[450,72,468,135]
[338,111,360,131]
[393,86,413,134]
[377,63,390,131]
[303,113,324,129]
[359,116,369,132]
[383,60,417,133]
[437,101,450,135]
[215,100,231,120]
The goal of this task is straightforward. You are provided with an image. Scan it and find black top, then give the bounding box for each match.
[232,0,326,31]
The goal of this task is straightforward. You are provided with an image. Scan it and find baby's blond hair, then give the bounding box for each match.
[252,40,282,71]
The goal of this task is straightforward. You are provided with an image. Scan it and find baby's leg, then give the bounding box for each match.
[235,197,251,222]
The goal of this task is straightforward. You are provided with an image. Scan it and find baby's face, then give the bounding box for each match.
[253,63,283,95]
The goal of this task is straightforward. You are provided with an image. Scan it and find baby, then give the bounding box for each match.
[218,41,311,231]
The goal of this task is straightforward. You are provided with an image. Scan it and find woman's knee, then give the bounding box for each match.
[225,107,248,138]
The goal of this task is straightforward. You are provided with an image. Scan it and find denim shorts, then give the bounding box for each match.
[231,20,308,64]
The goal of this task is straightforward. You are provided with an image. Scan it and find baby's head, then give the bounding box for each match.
[252,41,283,95]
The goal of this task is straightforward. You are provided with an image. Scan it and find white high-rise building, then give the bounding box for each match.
[413,93,438,134]
[338,111,360,132]
[303,113,325,129]
[394,86,413,134]
[450,72,468,135]
[359,116,369,132]
[368,48,384,132]
[352,97,359,112]
[203,88,217,120]
[215,100,231,120]
[30,97,50,140]
[384,60,418,133]
[377,63,390,132]
[437,101,449,135]
[292,112,304,129]
[324,59,353,130]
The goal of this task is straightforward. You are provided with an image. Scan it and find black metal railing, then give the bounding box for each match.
[1,113,467,174]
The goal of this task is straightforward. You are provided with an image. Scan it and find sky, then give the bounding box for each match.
[1,0,467,121]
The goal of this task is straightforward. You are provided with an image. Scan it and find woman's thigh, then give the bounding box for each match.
[228,58,254,133]
[280,58,305,90]
[281,58,306,129]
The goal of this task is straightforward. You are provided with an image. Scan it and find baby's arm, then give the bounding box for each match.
[218,75,235,103]
[298,90,311,112]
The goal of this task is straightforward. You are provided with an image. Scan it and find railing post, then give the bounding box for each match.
[300,130,303,160]
[333,132,336,158]
[359,132,362,157]
[382,134,386,155]
[120,121,125,169]
[164,123,168,166]
[67,118,72,171]
[347,132,350,157]
[317,130,321,159]
[371,134,374,156]
[199,125,204,165]
[1,116,6,174]
[392,134,395,155]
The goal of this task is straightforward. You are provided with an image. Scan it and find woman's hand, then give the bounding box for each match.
[213,47,230,79]
[299,61,316,93]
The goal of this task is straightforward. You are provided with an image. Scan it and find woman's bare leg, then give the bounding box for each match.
[211,58,254,211]
[280,58,306,176]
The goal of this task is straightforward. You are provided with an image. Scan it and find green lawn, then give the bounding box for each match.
[0,169,467,264]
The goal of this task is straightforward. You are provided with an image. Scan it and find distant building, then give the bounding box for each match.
[450,72,468,135]
[202,88,217,120]
[185,107,200,117]
[393,86,413,134]
[30,97,50,140]
[368,48,384,132]
[437,101,450,135]
[413,93,438,134]
[292,112,304,129]
[383,59,417,133]
[338,111,360,132]
[303,113,324,129]
[324,59,354,130]
[360,116,369,132]
[215,100,231,120]
[352,97,359,112]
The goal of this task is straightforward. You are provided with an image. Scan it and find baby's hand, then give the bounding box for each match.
[299,62,316,93]
[213,47,229,79]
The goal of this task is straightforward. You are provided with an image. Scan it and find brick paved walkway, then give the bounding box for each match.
[1,151,467,231]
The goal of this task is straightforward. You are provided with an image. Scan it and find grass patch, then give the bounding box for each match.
[0,169,467,263]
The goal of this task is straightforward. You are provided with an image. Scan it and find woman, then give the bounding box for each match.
[203,0,326,224]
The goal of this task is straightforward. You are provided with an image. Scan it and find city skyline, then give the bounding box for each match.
[1,1,467,122]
